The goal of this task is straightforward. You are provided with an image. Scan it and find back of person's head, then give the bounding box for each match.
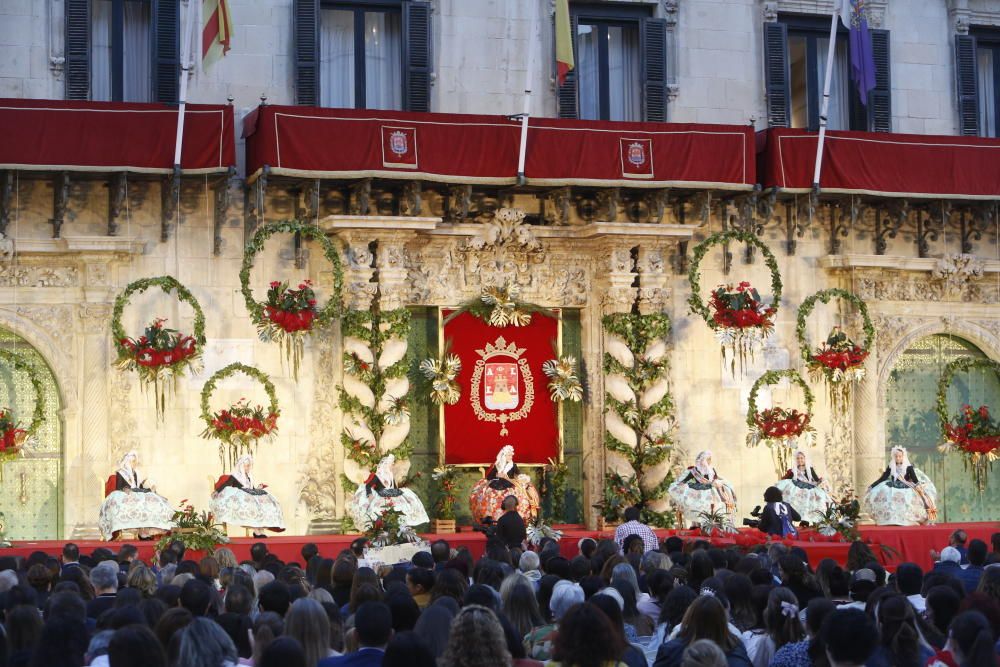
[383,630,437,667]
[623,505,641,522]
[284,597,330,667]
[250,542,269,563]
[215,612,253,659]
[6,604,43,651]
[895,563,924,596]
[223,582,253,616]
[804,597,836,635]
[441,605,511,667]
[823,608,879,666]
[765,586,805,648]
[413,600,455,658]
[176,617,238,667]
[579,537,598,559]
[354,601,393,648]
[681,638,729,667]
[28,612,88,667]
[764,486,783,503]
[519,550,540,573]
[550,579,585,621]
[431,539,450,563]
[62,542,79,562]
[259,580,291,616]
[551,602,625,667]
[464,583,499,611]
[952,530,969,546]
[385,589,421,632]
[179,578,213,616]
[154,607,193,650]
[926,585,962,634]
[499,573,542,637]
[431,567,468,604]
[967,540,988,568]
[45,590,87,622]
[949,610,996,667]
[659,583,698,627]
[91,561,119,592]
[679,593,737,651]
[108,624,167,667]
[876,594,921,665]
[258,636,306,667]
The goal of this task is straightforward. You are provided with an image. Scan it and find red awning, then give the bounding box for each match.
[0,99,236,174]
[244,105,755,190]
[758,127,1000,200]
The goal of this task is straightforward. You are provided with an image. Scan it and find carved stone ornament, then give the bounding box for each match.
[0,265,79,287]
[299,327,339,521]
[460,207,545,289]
[854,266,997,304]
[872,314,915,359]
[931,253,985,290]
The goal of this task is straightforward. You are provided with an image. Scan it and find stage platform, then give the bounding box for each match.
[3,522,996,570]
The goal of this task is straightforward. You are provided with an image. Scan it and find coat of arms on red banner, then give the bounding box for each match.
[620,137,654,179]
[380,125,418,169]
[471,336,534,436]
[484,362,519,410]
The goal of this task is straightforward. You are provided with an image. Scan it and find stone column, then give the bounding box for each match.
[853,366,883,496]
[74,302,113,537]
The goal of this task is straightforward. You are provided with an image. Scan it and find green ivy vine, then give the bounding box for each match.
[795,288,875,363]
[0,349,46,435]
[746,369,815,429]
[111,276,207,358]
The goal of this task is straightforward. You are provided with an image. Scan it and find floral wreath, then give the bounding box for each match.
[688,230,782,376]
[0,349,46,465]
[200,362,280,472]
[936,356,1000,491]
[796,288,875,409]
[746,369,816,476]
[240,220,345,377]
[111,276,206,419]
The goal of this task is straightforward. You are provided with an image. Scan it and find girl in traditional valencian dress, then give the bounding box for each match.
[349,453,429,530]
[668,450,738,526]
[863,446,938,526]
[774,449,833,523]
[98,451,173,540]
[469,445,540,523]
[210,454,285,537]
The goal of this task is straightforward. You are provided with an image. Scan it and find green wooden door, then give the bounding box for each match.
[885,334,1000,522]
[0,329,62,540]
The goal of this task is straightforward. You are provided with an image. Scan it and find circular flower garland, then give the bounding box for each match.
[746,369,816,476]
[688,230,783,377]
[796,288,875,411]
[936,357,1000,491]
[111,276,206,420]
[200,362,280,473]
[240,220,345,379]
[0,349,46,471]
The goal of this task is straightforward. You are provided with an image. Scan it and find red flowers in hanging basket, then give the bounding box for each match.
[944,405,1000,456]
[0,408,27,458]
[263,281,319,334]
[117,319,199,373]
[810,346,869,372]
[709,282,777,330]
[753,407,812,440]
[203,398,279,446]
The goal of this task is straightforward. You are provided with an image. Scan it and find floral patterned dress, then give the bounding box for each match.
[98,472,173,540]
[863,465,938,526]
[349,474,429,530]
[775,467,832,524]
[469,463,540,523]
[210,476,286,531]
[668,467,737,525]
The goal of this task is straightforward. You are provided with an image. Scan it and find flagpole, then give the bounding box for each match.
[811,4,840,190]
[516,1,539,186]
[173,0,195,171]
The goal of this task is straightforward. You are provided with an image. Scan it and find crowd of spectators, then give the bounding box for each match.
[0,524,998,667]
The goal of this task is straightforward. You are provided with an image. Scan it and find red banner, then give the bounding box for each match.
[442,310,560,466]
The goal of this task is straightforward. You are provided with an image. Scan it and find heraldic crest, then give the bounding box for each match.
[470,336,535,436]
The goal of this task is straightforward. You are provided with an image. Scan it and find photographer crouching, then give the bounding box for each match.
[750,486,802,537]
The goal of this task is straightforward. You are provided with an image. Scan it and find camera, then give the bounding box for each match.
[742,505,763,528]
[472,516,498,539]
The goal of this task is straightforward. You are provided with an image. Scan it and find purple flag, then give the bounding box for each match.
[840,0,877,105]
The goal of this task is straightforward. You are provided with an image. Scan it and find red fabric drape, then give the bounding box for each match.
[442,310,560,465]
[0,99,235,173]
[857,523,1000,570]
[757,127,1000,198]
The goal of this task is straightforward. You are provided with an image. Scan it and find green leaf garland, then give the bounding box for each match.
[200,362,280,472]
[936,356,1000,491]
[746,369,815,475]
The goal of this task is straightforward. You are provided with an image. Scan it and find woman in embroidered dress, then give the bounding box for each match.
[98,451,173,541]
[863,446,938,526]
[668,450,738,527]
[469,445,540,524]
[210,454,285,537]
[775,450,833,524]
[349,453,429,530]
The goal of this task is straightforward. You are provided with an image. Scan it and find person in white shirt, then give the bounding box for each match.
[614,506,660,553]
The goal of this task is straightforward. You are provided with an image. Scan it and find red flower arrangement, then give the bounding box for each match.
[263,280,318,334]
[710,282,777,330]
[944,405,1000,457]
[752,407,812,440]
[806,327,870,405]
[117,318,199,376]
[203,398,279,446]
[0,408,27,463]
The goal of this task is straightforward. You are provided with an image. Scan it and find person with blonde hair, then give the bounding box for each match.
[500,573,544,639]
[440,604,513,667]
[126,564,157,598]
[285,598,338,665]
[214,547,238,570]
[681,640,728,667]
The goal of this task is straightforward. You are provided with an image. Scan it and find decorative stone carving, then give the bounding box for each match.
[407,243,460,305]
[550,266,589,306]
[0,265,79,287]
[460,208,545,288]
[78,303,112,326]
[14,305,75,337]
[872,314,919,359]
[854,268,997,304]
[377,239,412,311]
[931,253,985,289]
[300,328,339,522]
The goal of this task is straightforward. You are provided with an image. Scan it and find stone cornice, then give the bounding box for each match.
[12,237,145,257]
[819,254,1000,273]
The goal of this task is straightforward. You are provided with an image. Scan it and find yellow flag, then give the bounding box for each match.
[202,0,234,72]
[555,0,574,85]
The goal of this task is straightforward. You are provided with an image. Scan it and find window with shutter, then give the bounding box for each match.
[763,22,790,127]
[968,29,1000,137]
[65,0,91,100]
[868,29,891,132]
[151,0,178,104]
[567,4,656,122]
[955,35,980,137]
[403,1,431,112]
[295,0,320,106]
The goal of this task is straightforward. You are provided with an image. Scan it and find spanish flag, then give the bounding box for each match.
[202,0,234,72]
[555,0,574,85]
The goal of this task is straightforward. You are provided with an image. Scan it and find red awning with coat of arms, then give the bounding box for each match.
[243,105,756,190]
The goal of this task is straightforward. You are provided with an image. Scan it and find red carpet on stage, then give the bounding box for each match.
[4,522,996,569]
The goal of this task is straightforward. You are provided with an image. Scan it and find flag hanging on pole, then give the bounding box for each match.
[839,0,876,105]
[202,0,234,72]
[555,0,574,85]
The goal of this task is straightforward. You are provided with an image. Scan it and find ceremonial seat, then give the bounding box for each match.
[104,475,116,498]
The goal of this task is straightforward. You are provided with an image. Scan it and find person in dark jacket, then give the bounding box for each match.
[653,594,752,667]
[758,487,801,538]
[496,495,527,549]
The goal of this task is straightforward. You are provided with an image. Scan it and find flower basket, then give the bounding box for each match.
[937,357,1000,492]
[155,501,229,556]
[241,220,344,380]
[746,369,816,476]
[797,289,874,411]
[112,277,206,420]
[200,363,280,472]
[0,350,46,477]
[688,231,782,377]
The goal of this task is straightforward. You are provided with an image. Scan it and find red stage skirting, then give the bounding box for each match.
[0,99,236,174]
[757,127,1000,199]
[7,523,993,569]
